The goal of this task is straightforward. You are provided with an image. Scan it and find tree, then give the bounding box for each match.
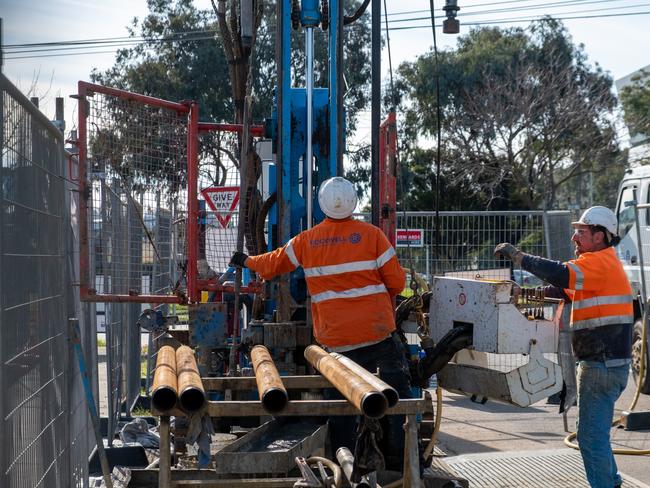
[91,0,372,252]
[395,18,622,210]
[619,69,650,141]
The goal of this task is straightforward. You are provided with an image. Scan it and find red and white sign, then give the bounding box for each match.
[201,186,240,228]
[396,229,423,247]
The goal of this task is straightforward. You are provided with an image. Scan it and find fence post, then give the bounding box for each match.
[0,72,6,488]
[69,319,114,488]
[542,211,552,258]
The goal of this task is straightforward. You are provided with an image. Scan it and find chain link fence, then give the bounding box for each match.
[1,74,93,488]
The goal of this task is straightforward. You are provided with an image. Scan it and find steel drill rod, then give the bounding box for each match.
[336,447,372,488]
[151,345,178,412]
[176,345,207,412]
[304,345,388,418]
[251,345,289,414]
[330,352,399,407]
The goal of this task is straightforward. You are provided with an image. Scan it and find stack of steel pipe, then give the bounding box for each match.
[330,352,399,408]
[251,345,289,414]
[151,345,178,413]
[304,345,389,418]
[176,345,207,413]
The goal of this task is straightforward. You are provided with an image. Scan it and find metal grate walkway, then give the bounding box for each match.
[445,449,650,488]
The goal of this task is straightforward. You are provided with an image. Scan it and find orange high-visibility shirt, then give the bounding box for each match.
[564,246,633,330]
[247,218,406,349]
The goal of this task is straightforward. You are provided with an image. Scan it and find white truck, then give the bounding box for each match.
[615,165,650,393]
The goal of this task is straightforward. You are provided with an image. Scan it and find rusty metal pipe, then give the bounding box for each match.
[336,447,371,488]
[151,345,178,412]
[330,352,399,408]
[176,345,206,413]
[251,345,289,414]
[304,345,388,419]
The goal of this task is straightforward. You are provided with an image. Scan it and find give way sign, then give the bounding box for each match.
[201,186,240,228]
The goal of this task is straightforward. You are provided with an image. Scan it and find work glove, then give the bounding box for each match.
[494,242,523,266]
[229,251,249,268]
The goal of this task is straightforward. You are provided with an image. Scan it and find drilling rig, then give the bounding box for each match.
[73,1,570,486]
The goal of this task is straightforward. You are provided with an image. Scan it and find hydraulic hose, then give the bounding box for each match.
[413,324,473,388]
[343,0,371,24]
[423,385,444,460]
[255,191,276,253]
[305,456,343,487]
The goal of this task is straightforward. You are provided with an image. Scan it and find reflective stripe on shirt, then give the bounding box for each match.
[572,314,634,330]
[311,283,388,304]
[376,247,396,268]
[572,294,633,310]
[285,238,300,267]
[304,259,378,277]
[567,262,584,290]
[303,247,396,278]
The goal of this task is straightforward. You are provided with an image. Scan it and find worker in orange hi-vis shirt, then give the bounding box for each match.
[495,206,632,488]
[230,176,411,472]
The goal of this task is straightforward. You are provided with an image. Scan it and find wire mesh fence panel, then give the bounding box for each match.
[197,131,242,275]
[390,211,573,282]
[78,82,189,302]
[1,74,90,488]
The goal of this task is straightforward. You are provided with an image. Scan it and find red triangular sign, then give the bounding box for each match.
[201,186,240,228]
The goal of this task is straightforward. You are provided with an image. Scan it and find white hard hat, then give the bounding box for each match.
[572,206,618,235]
[318,177,358,219]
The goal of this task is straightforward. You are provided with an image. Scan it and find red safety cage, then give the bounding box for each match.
[75,82,263,304]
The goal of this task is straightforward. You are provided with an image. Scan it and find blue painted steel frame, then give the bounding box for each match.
[273,0,342,303]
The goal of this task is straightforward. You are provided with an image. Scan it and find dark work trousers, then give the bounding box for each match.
[324,333,412,471]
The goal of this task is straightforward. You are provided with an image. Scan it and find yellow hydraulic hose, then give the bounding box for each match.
[423,385,444,460]
[564,316,650,455]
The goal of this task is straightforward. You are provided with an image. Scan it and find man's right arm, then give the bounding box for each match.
[521,255,570,289]
[246,238,300,280]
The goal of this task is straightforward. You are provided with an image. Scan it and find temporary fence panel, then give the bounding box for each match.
[1,74,92,488]
[77,82,191,304]
[390,210,573,281]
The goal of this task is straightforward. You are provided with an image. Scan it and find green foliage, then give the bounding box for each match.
[395,18,621,211]
[92,0,233,122]
[620,69,650,140]
[91,0,371,131]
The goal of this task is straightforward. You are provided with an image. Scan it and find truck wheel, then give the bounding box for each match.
[631,320,650,394]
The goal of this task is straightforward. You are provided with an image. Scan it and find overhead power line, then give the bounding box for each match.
[388,9,650,31]
[4,6,650,60]
[391,0,650,23]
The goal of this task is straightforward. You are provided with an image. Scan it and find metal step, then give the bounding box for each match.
[445,449,650,488]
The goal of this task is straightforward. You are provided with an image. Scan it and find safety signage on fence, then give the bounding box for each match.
[396,229,423,247]
[201,186,240,228]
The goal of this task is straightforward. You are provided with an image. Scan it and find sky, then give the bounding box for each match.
[2,0,650,141]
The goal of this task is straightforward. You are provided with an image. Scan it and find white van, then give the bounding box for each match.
[615,165,650,393]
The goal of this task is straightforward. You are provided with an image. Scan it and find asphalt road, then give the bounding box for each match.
[435,373,650,484]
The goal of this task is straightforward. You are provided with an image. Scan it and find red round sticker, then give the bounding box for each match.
[458,292,466,305]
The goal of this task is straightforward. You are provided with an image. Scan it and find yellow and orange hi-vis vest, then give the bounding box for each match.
[247,217,406,350]
[564,246,634,360]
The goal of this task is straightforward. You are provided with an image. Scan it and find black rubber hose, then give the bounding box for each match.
[255,192,277,254]
[344,0,371,25]
[412,324,473,388]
